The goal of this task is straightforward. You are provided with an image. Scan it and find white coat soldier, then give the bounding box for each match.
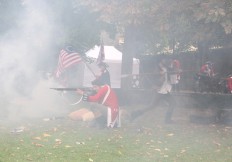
[169,59,181,92]
[158,58,172,94]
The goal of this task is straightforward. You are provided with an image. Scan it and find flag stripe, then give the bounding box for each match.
[63,58,82,68]
[63,53,81,65]
[56,49,82,77]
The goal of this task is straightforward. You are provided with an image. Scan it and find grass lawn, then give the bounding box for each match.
[0,105,232,162]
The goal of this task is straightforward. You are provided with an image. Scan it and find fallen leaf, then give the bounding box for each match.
[76,141,85,145]
[26,158,33,161]
[118,135,123,139]
[89,158,94,162]
[155,149,161,152]
[213,141,221,147]
[55,139,62,142]
[32,142,44,147]
[43,133,51,137]
[180,149,186,153]
[33,137,41,140]
[55,139,62,145]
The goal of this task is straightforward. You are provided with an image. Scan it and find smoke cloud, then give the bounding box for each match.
[0,0,69,121]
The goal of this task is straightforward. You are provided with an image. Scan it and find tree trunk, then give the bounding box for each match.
[121,25,136,89]
[197,42,209,70]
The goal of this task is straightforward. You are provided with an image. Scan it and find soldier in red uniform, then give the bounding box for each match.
[200,61,215,77]
[197,61,217,92]
[77,80,120,128]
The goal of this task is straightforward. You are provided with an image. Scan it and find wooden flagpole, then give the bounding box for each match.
[82,38,105,78]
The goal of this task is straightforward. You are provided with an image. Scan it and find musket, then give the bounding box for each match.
[50,87,92,92]
[50,87,76,91]
[50,87,96,96]
[50,87,94,105]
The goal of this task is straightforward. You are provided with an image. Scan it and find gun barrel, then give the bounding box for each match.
[50,87,91,91]
[50,88,77,91]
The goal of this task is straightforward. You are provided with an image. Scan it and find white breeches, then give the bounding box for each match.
[107,107,121,128]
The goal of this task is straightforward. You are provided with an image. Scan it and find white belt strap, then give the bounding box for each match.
[102,85,110,105]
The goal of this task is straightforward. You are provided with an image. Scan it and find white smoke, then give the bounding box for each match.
[0,0,70,121]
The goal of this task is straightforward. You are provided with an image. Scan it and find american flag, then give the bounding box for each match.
[55,49,82,78]
[96,43,105,65]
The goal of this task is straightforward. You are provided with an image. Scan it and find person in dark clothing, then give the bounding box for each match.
[94,62,111,87]
[197,61,217,92]
[131,58,176,124]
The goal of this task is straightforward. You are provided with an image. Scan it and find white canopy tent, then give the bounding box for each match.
[83,45,139,88]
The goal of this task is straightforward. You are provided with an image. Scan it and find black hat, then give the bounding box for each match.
[98,62,108,68]
[206,61,213,65]
[91,79,104,86]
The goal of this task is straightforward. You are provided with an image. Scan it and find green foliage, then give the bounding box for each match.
[80,0,232,55]
[47,0,103,53]
[1,0,231,54]
[1,0,231,55]
[190,0,232,49]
